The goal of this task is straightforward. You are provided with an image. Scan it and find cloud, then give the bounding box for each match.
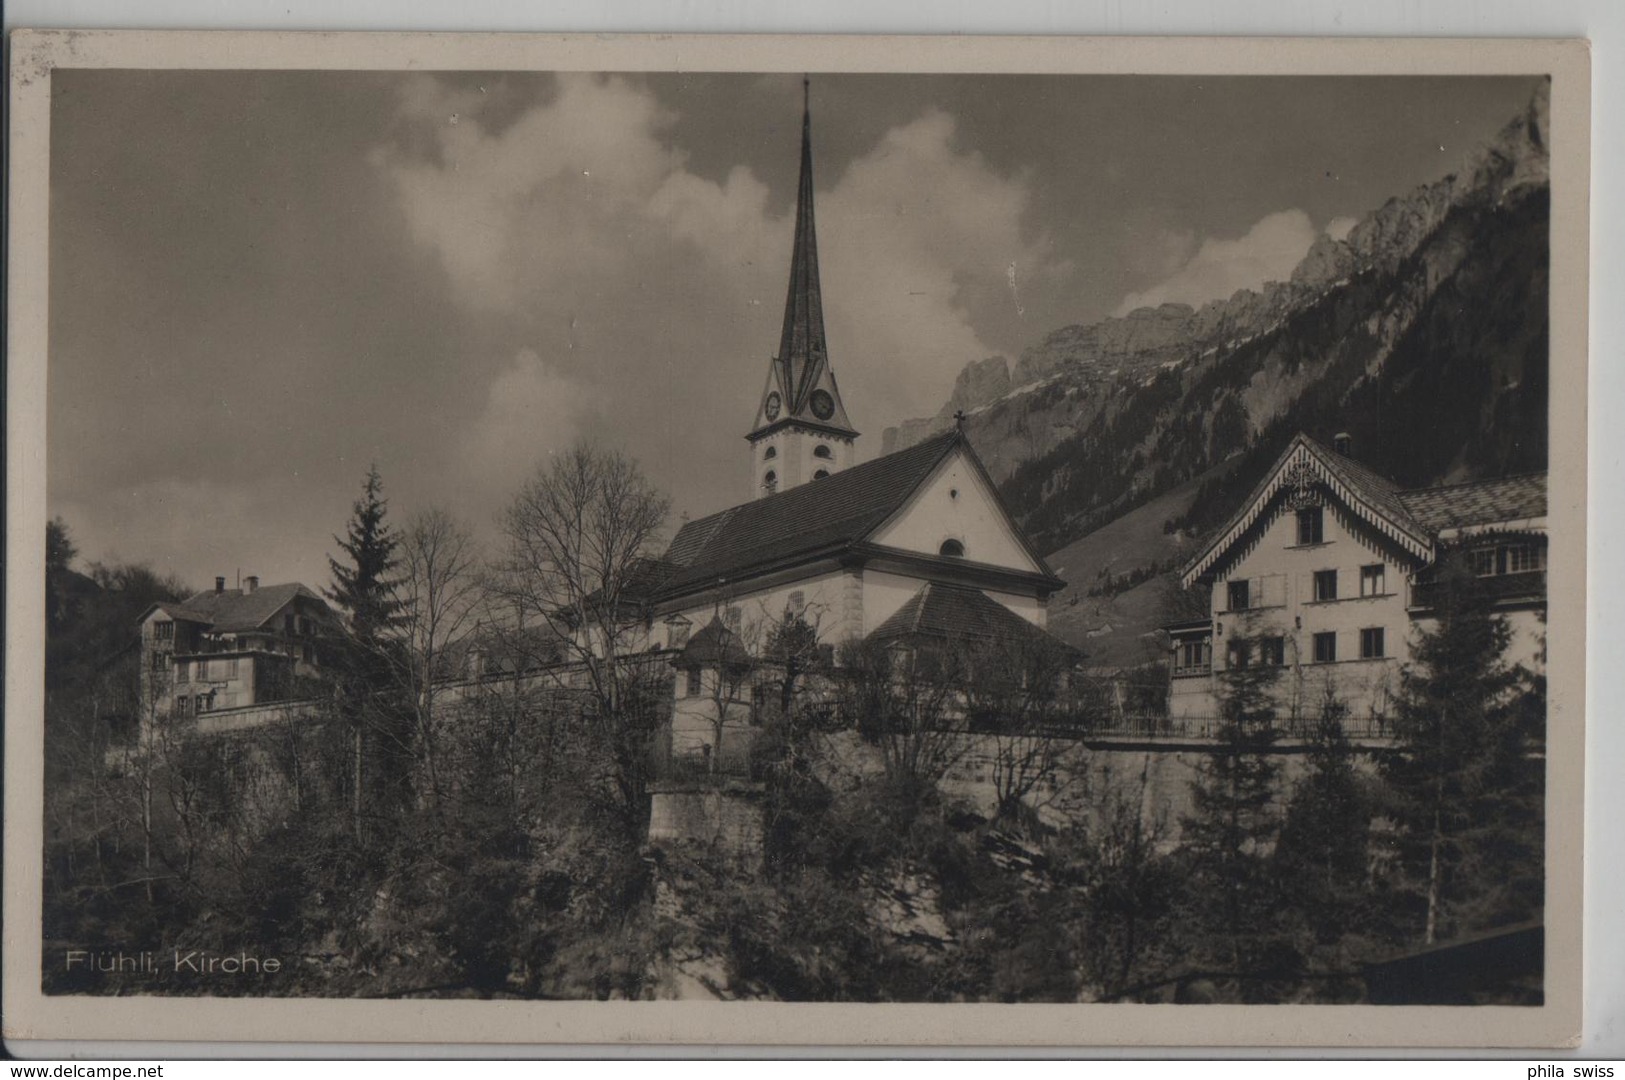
[373,77,1061,473]
[1324,215,1359,242]
[1113,209,1318,316]
[455,347,597,503]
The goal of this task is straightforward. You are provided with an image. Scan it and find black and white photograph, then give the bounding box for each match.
[4,31,1590,1048]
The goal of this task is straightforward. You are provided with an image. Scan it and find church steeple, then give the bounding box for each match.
[747,78,859,499]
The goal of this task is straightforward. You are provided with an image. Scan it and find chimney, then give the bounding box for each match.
[215,576,226,594]
[1333,431,1353,457]
[244,575,259,594]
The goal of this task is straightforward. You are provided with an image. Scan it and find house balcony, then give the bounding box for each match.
[1409,570,1547,611]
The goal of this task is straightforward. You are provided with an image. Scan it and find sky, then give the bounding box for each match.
[46,71,1543,592]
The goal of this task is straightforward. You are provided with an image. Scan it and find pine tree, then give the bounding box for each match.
[326,465,406,642]
[1274,687,1371,967]
[1179,624,1289,997]
[325,465,409,843]
[1380,557,1542,946]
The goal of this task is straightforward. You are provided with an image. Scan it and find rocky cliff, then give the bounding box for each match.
[886,84,1551,573]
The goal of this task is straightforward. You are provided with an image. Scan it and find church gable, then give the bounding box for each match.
[866,442,1049,576]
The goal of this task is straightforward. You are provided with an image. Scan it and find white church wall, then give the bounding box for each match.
[658,569,863,651]
[868,447,1042,573]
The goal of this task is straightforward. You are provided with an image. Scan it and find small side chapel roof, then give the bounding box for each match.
[676,615,752,668]
[658,430,1062,600]
[867,581,1081,658]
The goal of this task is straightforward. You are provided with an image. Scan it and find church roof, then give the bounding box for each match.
[661,431,963,594]
[661,430,1061,600]
[677,616,752,668]
[868,581,1080,658]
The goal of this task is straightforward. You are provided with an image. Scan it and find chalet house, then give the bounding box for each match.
[137,575,337,721]
[1167,433,1547,726]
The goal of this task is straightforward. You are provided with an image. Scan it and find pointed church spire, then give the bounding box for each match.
[775,76,829,412]
[746,77,858,499]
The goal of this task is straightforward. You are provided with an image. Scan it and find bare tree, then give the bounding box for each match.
[383,508,485,805]
[490,442,672,837]
[957,632,1085,824]
[834,637,966,813]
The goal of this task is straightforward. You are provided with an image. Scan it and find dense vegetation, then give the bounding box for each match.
[42,477,1545,1002]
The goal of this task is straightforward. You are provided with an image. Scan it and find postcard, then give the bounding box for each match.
[4,30,1590,1050]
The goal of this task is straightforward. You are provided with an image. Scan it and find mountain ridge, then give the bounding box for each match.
[885,84,1550,660]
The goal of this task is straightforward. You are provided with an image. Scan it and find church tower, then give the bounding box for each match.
[746,79,859,499]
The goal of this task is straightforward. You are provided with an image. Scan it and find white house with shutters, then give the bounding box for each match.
[1166,433,1547,727]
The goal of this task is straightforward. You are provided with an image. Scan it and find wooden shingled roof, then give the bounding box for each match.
[1181,432,1549,587]
[149,582,328,633]
[1397,472,1547,532]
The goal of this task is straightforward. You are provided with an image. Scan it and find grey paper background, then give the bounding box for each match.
[3,1,1617,1060]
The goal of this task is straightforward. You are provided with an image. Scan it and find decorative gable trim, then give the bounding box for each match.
[1181,437,1436,588]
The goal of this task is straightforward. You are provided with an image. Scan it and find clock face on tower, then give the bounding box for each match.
[764,392,781,421]
[809,389,835,421]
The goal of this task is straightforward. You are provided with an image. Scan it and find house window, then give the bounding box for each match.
[195,659,210,681]
[1226,640,1251,670]
[151,651,169,672]
[1175,639,1211,676]
[1260,637,1286,666]
[1296,507,1324,546]
[154,621,174,642]
[1360,627,1386,659]
[813,444,833,459]
[1227,579,1250,611]
[787,591,806,614]
[685,668,702,697]
[1360,563,1386,597]
[1313,570,1338,602]
[1468,548,1498,576]
[1312,632,1337,663]
[225,657,240,679]
[763,445,777,460]
[813,469,830,480]
[940,538,965,558]
[175,695,191,716]
[196,694,212,713]
[763,470,777,492]
[1506,544,1544,573]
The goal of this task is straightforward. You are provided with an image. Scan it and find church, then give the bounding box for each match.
[628,86,1075,792]
[639,84,1069,665]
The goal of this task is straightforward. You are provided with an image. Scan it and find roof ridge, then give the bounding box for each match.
[669,429,959,537]
[1399,470,1548,495]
